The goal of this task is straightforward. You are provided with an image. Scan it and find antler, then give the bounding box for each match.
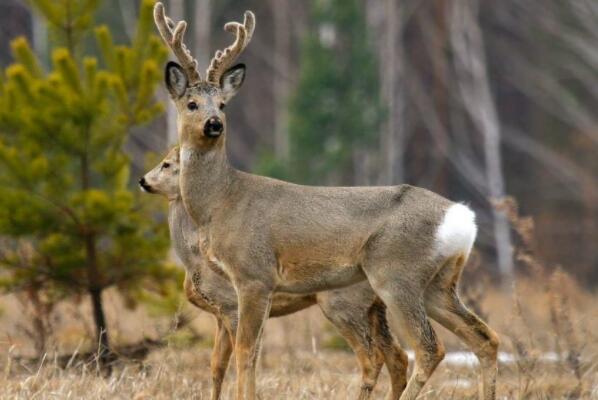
[205,11,255,85]
[153,2,202,85]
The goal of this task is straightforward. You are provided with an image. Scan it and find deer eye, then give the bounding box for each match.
[219,103,225,110]
[162,162,170,169]
[187,102,198,111]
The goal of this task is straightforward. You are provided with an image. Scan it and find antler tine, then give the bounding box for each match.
[153,2,202,85]
[224,11,255,50]
[165,16,176,30]
[206,11,255,85]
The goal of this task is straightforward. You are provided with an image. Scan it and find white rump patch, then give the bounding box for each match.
[435,203,477,260]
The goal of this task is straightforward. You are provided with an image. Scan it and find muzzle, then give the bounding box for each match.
[138,177,153,193]
[204,116,224,137]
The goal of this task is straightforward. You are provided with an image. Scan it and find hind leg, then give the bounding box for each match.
[318,294,384,399]
[348,332,384,400]
[369,301,409,400]
[365,270,445,400]
[425,257,499,400]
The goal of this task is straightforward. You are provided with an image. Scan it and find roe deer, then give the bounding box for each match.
[153,3,499,400]
[140,147,408,400]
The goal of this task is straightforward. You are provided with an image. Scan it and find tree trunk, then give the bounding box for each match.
[89,287,109,356]
[193,0,211,67]
[118,1,136,42]
[270,0,291,160]
[166,0,185,146]
[80,145,111,363]
[450,1,514,286]
[80,153,109,362]
[84,233,110,365]
[31,6,48,67]
[430,1,449,193]
[379,0,406,184]
[352,148,370,185]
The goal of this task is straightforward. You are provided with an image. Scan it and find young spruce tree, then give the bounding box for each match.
[0,0,177,360]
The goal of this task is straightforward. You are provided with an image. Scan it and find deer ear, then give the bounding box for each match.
[165,61,188,98]
[220,63,246,103]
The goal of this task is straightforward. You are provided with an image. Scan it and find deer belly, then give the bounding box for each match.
[275,261,366,294]
[269,293,318,317]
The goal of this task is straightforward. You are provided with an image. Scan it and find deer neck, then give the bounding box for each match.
[179,144,236,227]
[168,195,202,271]
[167,196,185,243]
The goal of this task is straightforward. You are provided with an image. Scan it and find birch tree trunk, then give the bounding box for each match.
[450,0,514,286]
[270,0,291,160]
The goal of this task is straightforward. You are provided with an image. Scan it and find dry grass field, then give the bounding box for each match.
[1,273,598,400]
[1,201,597,399]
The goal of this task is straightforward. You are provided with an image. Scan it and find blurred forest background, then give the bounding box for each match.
[8,0,591,284]
[0,0,597,375]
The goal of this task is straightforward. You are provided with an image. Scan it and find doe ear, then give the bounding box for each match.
[165,61,188,98]
[220,63,246,103]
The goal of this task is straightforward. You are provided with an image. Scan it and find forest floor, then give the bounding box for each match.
[2,344,596,400]
[1,275,598,399]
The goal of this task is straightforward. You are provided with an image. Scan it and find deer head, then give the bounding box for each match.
[153,3,254,150]
[139,146,180,200]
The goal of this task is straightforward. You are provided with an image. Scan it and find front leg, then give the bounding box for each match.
[234,282,272,400]
[210,319,234,400]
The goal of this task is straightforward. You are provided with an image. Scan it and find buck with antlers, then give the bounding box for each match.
[153,3,499,400]
[140,147,408,400]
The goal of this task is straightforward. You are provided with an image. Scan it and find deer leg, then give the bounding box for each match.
[210,319,234,400]
[369,303,408,400]
[365,273,445,400]
[221,312,238,345]
[319,307,383,400]
[425,260,499,400]
[234,282,272,400]
[343,330,383,400]
[390,302,444,400]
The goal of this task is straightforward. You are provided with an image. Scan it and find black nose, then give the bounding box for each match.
[139,177,151,192]
[203,117,223,137]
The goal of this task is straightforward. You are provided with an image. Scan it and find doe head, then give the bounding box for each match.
[139,147,181,200]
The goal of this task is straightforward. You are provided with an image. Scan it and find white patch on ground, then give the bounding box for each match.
[443,378,473,389]
[445,351,480,367]
[405,350,563,367]
[435,203,477,259]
